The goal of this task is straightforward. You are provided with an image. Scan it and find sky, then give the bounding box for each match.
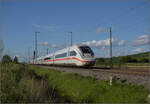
[1,0,150,61]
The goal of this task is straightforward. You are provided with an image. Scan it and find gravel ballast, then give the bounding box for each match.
[38,65,150,89]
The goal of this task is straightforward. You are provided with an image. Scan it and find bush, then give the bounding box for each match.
[0,64,56,103]
[1,54,12,64]
[13,56,18,64]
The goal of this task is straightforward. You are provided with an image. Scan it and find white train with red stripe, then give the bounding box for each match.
[36,45,95,66]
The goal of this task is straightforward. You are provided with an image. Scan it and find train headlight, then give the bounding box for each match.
[84,53,91,57]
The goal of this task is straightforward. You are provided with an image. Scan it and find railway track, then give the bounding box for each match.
[34,64,149,77]
[92,66,149,76]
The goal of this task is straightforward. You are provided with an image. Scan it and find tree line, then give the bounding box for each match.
[96,52,149,64]
[1,54,18,64]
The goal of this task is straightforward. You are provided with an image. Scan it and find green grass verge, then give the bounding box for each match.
[1,63,149,103]
[1,63,57,103]
[28,65,149,103]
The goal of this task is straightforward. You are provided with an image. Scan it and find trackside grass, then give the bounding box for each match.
[28,65,149,103]
[0,63,59,103]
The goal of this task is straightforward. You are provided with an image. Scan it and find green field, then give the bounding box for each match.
[95,52,150,69]
[1,63,149,103]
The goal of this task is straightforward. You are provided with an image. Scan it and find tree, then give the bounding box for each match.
[97,58,105,63]
[0,38,4,59]
[1,54,12,64]
[13,56,18,64]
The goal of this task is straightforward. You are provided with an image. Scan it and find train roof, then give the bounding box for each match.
[53,44,90,54]
[37,53,53,60]
[55,45,78,52]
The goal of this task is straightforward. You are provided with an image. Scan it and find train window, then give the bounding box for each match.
[38,59,42,61]
[70,51,77,56]
[55,53,67,58]
[79,46,94,56]
[44,57,51,60]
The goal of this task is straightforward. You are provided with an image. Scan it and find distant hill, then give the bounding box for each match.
[96,52,150,64]
[125,52,149,58]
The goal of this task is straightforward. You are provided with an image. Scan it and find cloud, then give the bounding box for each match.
[81,38,125,50]
[51,44,57,48]
[93,27,108,34]
[132,48,144,53]
[118,49,130,56]
[118,40,126,46]
[115,48,144,56]
[131,35,150,46]
[95,38,113,47]
[82,40,96,46]
[37,42,49,46]
[32,24,57,31]
[51,44,67,48]
[14,55,20,58]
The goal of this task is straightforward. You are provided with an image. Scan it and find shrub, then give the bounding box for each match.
[1,54,12,64]
[0,64,56,103]
[13,56,18,64]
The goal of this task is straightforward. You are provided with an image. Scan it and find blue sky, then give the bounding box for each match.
[1,0,150,61]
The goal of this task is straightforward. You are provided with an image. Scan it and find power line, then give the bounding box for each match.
[109,27,113,69]
[35,32,40,63]
[68,32,72,46]
[28,47,30,63]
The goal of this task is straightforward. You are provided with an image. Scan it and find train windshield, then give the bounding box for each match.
[79,46,94,56]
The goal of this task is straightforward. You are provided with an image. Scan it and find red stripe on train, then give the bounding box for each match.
[43,58,70,62]
[72,57,90,62]
[41,57,92,63]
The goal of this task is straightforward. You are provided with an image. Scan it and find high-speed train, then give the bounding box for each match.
[35,45,95,66]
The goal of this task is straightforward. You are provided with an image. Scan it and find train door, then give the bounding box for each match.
[53,53,54,65]
[68,48,73,65]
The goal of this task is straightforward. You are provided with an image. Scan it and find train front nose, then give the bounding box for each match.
[84,59,95,66]
[88,60,95,66]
